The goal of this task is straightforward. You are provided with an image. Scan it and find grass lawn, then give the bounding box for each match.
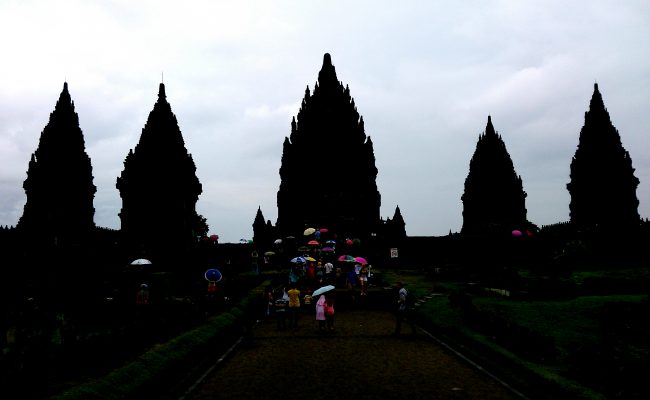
[474,294,647,352]
[379,268,649,399]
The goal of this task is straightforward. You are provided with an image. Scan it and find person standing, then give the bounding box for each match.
[346,264,357,289]
[302,287,313,315]
[263,285,274,318]
[287,284,301,328]
[315,262,324,284]
[315,294,327,332]
[394,282,416,335]
[275,287,289,331]
[325,295,335,331]
[358,264,369,296]
[324,262,334,283]
[135,284,150,305]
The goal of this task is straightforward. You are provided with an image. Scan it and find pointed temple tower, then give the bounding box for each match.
[384,205,407,239]
[567,83,640,230]
[461,116,527,235]
[252,206,274,247]
[17,82,96,245]
[276,54,381,239]
[117,83,202,260]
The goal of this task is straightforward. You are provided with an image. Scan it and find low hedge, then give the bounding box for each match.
[52,280,269,400]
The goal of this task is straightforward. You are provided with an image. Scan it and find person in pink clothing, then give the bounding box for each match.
[315,294,327,332]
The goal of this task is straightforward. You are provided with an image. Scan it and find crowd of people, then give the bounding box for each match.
[263,279,416,336]
[259,229,416,335]
[264,284,337,332]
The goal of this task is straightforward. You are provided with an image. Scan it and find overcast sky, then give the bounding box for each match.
[1,0,649,243]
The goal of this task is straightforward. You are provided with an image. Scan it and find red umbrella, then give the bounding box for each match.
[319,228,329,233]
[307,240,320,246]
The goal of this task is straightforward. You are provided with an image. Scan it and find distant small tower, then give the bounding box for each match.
[385,205,407,239]
[461,116,527,235]
[18,82,96,245]
[567,83,640,230]
[116,83,202,260]
[252,206,271,247]
[276,53,381,239]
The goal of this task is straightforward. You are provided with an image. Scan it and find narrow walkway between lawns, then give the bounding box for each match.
[184,306,521,400]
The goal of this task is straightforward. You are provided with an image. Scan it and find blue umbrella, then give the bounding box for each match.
[205,268,222,282]
[313,285,335,296]
[290,256,306,264]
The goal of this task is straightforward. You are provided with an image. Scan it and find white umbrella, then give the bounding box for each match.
[131,258,152,265]
[312,285,335,297]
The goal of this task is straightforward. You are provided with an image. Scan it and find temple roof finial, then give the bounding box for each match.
[318,53,338,86]
[158,82,166,100]
[486,115,496,136]
[323,53,332,67]
[589,82,605,112]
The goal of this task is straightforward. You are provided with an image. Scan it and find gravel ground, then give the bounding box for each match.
[185,306,520,400]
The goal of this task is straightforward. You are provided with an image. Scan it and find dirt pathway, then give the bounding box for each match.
[185,308,520,400]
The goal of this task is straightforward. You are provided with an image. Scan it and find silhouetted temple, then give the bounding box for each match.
[276,54,381,239]
[116,83,202,260]
[17,82,96,245]
[461,116,527,235]
[567,83,640,230]
[252,206,274,247]
[384,205,407,240]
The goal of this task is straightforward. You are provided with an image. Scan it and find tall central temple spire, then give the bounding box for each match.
[276,54,381,238]
[117,83,202,262]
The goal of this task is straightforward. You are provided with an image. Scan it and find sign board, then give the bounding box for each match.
[390,248,399,258]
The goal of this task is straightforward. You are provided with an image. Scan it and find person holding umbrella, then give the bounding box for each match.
[313,285,335,332]
[315,294,327,332]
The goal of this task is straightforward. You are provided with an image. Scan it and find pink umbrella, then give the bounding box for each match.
[511,230,522,237]
[338,255,356,262]
[354,256,368,265]
[319,228,329,233]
